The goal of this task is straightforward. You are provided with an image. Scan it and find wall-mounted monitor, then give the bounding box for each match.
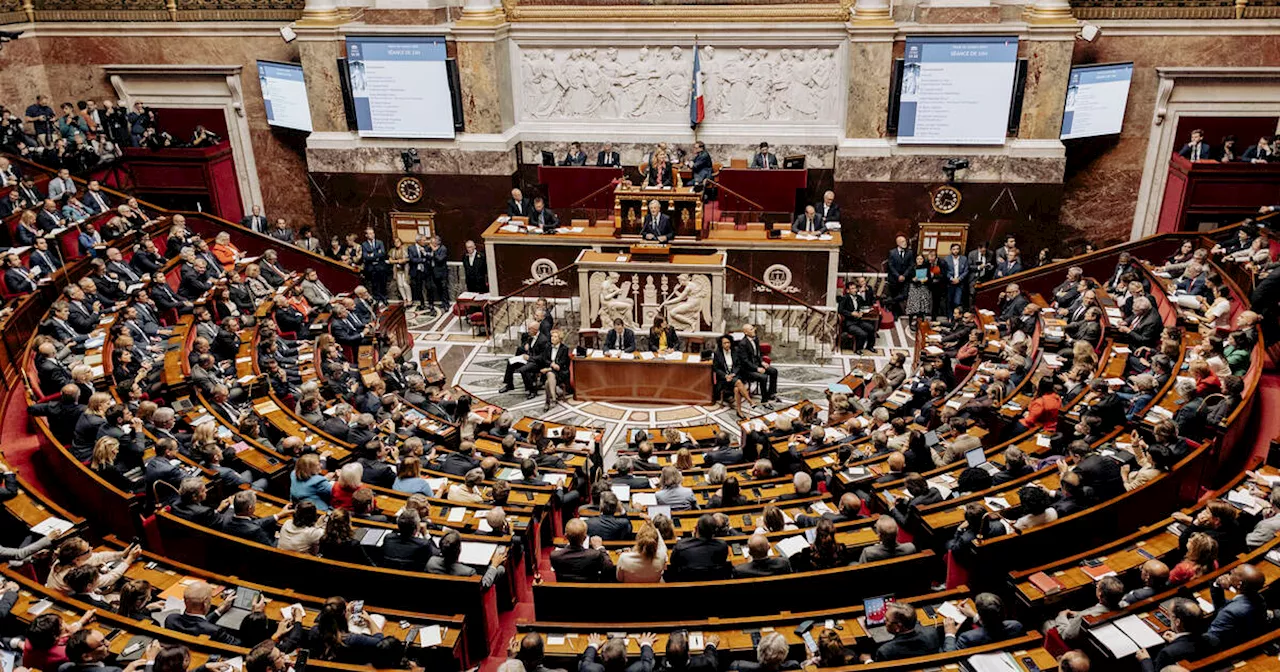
[256,60,313,133]
[1060,62,1134,140]
[345,35,456,139]
[896,36,1020,145]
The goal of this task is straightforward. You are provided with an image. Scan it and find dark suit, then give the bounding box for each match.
[378,533,438,571]
[360,239,389,302]
[580,644,653,672]
[358,457,395,488]
[165,612,240,645]
[28,398,84,445]
[604,328,636,353]
[531,207,559,233]
[666,537,731,582]
[938,254,969,309]
[837,289,877,350]
[507,197,533,218]
[462,251,488,293]
[36,355,73,394]
[562,150,588,166]
[550,544,614,582]
[885,246,913,312]
[690,150,713,185]
[735,335,777,401]
[791,214,825,234]
[874,627,941,661]
[817,201,840,226]
[240,213,269,233]
[585,514,633,541]
[597,151,620,167]
[1121,310,1162,349]
[179,265,211,300]
[1142,633,1209,671]
[520,333,552,392]
[731,556,791,578]
[1179,141,1214,161]
[1206,585,1268,647]
[145,456,185,504]
[641,213,674,241]
[750,152,778,169]
[5,268,36,294]
[546,342,571,390]
[712,349,739,402]
[218,514,280,546]
[427,244,449,310]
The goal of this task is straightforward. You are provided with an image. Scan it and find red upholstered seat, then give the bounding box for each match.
[944,550,970,589]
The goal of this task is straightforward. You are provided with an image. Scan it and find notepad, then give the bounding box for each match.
[610,485,631,502]
[419,624,443,647]
[1089,622,1140,658]
[775,535,810,558]
[1114,614,1163,648]
[447,507,466,523]
[631,492,657,507]
[30,516,74,537]
[458,541,498,566]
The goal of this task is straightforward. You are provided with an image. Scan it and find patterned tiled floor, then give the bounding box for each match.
[406,305,915,461]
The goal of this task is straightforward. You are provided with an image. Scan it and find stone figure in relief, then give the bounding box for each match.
[533,49,564,118]
[598,48,630,119]
[590,271,636,328]
[744,50,772,120]
[657,47,689,111]
[661,274,711,332]
[770,50,795,120]
[790,50,818,119]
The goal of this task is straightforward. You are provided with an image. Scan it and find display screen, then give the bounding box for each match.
[1060,62,1134,140]
[257,61,313,132]
[345,35,455,139]
[897,36,1020,145]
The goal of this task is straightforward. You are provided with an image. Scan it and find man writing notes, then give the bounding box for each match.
[530,197,559,234]
[792,205,826,234]
[750,142,778,169]
[1179,128,1214,161]
[641,200,674,243]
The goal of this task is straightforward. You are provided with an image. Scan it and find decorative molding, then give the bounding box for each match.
[508,3,849,22]
[516,44,842,126]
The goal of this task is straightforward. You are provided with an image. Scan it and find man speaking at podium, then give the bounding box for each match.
[641,200,673,243]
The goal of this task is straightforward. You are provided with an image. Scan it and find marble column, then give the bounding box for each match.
[846,23,896,139]
[453,18,514,135]
[295,26,348,134]
[300,0,340,23]
[850,0,892,24]
[1017,26,1077,140]
[1024,0,1077,25]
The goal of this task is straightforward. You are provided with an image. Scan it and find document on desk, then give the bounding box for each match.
[631,492,657,507]
[1114,614,1163,649]
[31,516,74,537]
[458,541,498,566]
[610,484,631,502]
[418,624,443,647]
[662,352,684,361]
[447,507,466,523]
[936,601,967,624]
[1089,622,1140,658]
[775,535,810,558]
[966,652,1021,672]
[639,352,656,360]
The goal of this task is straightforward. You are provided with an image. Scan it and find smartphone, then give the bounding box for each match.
[793,620,814,636]
[922,605,937,619]
[1137,548,1156,560]
[105,628,122,641]
[351,600,364,614]
[801,632,818,654]
[207,656,222,663]
[750,632,761,647]
[294,650,309,672]
[1020,656,1041,672]
[743,515,753,527]
[1152,611,1172,628]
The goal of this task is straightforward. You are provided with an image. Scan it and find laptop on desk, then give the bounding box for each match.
[966,447,1000,476]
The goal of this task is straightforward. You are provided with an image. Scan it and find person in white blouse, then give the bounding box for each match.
[616,522,667,583]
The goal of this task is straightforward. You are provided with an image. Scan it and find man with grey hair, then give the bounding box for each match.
[1117,296,1161,348]
[775,471,812,502]
[379,508,436,571]
[320,402,353,441]
[499,319,547,396]
[1246,487,1280,549]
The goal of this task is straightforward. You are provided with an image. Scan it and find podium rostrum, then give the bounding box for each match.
[614,184,704,239]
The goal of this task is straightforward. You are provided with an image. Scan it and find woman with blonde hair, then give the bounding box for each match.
[674,447,693,471]
[616,522,667,583]
[1072,340,1098,371]
[244,263,273,299]
[90,437,139,493]
[392,456,434,497]
[1169,532,1217,585]
[191,421,219,451]
[211,231,242,268]
[290,453,333,510]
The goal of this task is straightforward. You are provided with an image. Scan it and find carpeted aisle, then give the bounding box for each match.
[0,384,54,499]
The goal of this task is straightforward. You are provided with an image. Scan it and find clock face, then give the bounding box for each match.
[931,185,961,215]
[396,177,424,204]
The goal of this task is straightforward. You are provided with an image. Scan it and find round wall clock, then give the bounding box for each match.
[396,176,424,204]
[931,185,962,215]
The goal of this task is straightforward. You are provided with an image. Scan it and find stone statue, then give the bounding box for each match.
[661,273,711,332]
[589,271,636,328]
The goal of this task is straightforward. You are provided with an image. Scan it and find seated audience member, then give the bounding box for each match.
[1171,499,1243,560]
[307,597,385,664]
[1205,563,1269,648]
[1169,532,1217,585]
[1014,485,1058,531]
[1120,559,1170,606]
[662,631,719,672]
[1045,575,1125,642]
[858,516,916,563]
[427,530,507,589]
[580,632,657,672]
[219,491,289,546]
[666,514,731,582]
[1246,487,1280,549]
[278,500,325,555]
[1135,598,1209,671]
[550,518,613,582]
[165,579,254,645]
[586,492,632,541]
[616,522,667,583]
[729,631,799,671]
[379,509,437,571]
[872,602,940,662]
[655,465,698,511]
[942,592,1025,650]
[732,534,791,578]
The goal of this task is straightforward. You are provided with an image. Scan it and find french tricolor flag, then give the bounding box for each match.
[690,41,705,129]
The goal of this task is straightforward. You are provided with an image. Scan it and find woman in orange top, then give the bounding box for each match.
[283,285,312,316]
[210,231,242,268]
[1018,377,1061,434]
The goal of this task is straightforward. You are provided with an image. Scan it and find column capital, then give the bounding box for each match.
[849,0,894,26]
[1023,0,1078,26]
